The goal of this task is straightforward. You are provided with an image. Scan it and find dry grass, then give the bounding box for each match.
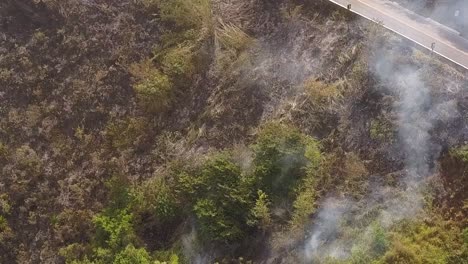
[303,78,342,109]
[216,21,254,53]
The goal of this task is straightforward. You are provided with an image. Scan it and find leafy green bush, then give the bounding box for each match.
[175,154,254,242]
[93,209,136,253]
[132,177,179,222]
[61,175,144,263]
[114,244,152,264]
[252,122,321,200]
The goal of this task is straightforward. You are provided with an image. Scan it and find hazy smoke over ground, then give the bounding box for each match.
[395,0,468,32]
[304,44,459,261]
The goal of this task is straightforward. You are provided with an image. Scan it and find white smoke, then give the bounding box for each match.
[304,27,460,262]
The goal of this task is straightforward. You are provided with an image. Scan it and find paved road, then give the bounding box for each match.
[329,0,468,70]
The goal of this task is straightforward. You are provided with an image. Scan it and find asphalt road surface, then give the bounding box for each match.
[329,0,468,70]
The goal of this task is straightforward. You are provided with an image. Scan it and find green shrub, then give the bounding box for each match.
[252,122,321,200]
[93,209,135,252]
[132,177,179,221]
[161,45,196,79]
[376,219,462,264]
[178,154,253,242]
[450,145,468,163]
[154,250,181,264]
[114,244,152,264]
[0,194,10,215]
[290,173,317,229]
[0,215,12,240]
[371,224,389,256]
[134,70,173,113]
[130,60,173,113]
[247,190,272,231]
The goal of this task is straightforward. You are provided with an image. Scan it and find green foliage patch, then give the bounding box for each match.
[252,122,321,200]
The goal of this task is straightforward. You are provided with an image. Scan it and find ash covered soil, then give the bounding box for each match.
[0,0,467,263]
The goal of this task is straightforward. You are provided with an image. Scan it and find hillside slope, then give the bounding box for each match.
[0,0,467,263]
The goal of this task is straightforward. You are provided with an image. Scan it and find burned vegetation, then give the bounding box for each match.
[0,0,467,263]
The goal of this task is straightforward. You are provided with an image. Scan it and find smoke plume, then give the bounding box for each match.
[304,30,460,262]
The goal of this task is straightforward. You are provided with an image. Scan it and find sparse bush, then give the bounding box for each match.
[450,145,468,163]
[105,117,147,150]
[280,5,304,22]
[380,240,420,264]
[0,142,7,159]
[370,118,394,142]
[303,78,341,110]
[215,22,255,71]
[0,215,13,241]
[290,173,317,229]
[0,194,10,215]
[216,22,254,54]
[54,209,94,248]
[159,0,212,34]
[130,60,173,113]
[139,0,159,10]
[339,153,368,196]
[134,71,173,113]
[13,145,42,175]
[161,44,196,79]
